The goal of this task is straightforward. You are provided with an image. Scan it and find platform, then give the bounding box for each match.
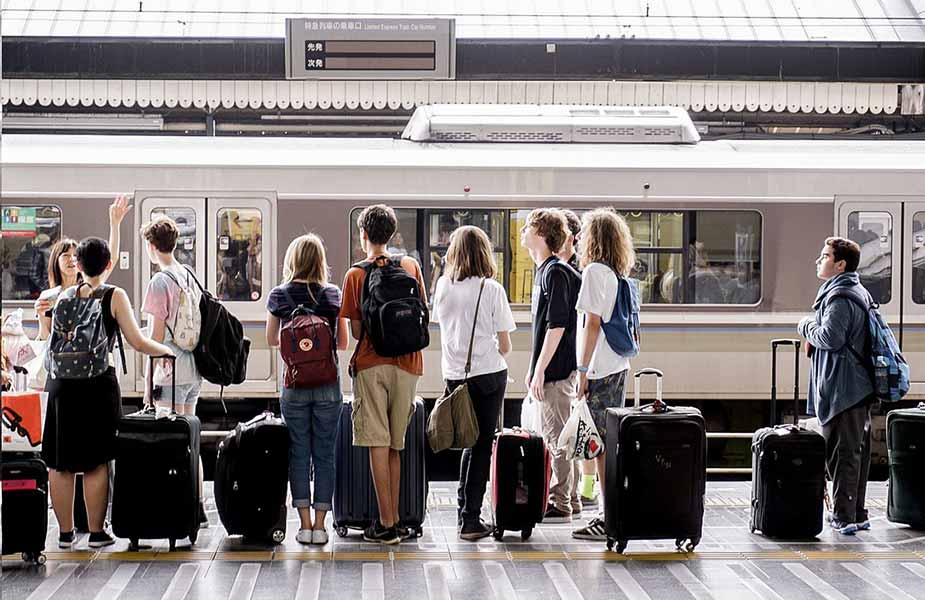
[3,481,925,600]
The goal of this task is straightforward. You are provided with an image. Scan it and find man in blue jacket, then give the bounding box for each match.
[798,237,874,535]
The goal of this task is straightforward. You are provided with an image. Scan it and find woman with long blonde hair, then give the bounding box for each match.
[265,233,348,545]
[432,226,516,540]
[571,208,637,542]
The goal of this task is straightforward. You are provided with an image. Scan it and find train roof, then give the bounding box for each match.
[3,134,925,172]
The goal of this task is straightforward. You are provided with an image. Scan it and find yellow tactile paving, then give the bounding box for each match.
[10,549,925,563]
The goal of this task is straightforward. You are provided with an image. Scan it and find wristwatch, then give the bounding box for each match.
[577,365,589,373]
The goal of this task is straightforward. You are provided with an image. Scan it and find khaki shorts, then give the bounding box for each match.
[352,364,419,450]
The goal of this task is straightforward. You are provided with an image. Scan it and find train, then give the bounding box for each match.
[3,105,925,471]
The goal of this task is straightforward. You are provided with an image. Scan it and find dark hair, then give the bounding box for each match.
[47,238,79,287]
[825,236,861,273]
[560,209,581,238]
[527,208,568,254]
[140,216,179,253]
[76,237,112,278]
[356,204,397,246]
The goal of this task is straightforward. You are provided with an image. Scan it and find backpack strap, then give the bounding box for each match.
[99,285,128,376]
[348,258,385,377]
[824,287,872,367]
[463,279,487,379]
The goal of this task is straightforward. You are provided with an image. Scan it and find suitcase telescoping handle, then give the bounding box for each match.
[770,339,801,427]
[146,354,177,413]
[634,368,666,413]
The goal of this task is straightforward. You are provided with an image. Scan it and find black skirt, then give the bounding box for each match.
[42,367,121,473]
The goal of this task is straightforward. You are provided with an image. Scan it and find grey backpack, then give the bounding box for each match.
[45,283,125,380]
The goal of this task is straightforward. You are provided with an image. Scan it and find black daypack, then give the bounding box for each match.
[354,256,429,364]
[183,266,250,387]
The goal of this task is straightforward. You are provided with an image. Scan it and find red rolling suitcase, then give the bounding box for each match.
[604,368,706,554]
[490,403,551,541]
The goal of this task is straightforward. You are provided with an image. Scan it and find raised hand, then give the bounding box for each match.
[109,194,133,226]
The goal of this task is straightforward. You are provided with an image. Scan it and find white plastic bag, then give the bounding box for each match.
[558,400,604,460]
[520,395,540,433]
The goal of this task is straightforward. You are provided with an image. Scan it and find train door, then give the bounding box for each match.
[836,197,925,395]
[136,194,277,395]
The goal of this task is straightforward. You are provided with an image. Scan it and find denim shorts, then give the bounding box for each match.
[586,370,628,440]
[154,381,202,410]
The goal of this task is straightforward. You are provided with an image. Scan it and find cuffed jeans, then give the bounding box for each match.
[446,369,507,525]
[822,399,872,524]
[280,381,343,511]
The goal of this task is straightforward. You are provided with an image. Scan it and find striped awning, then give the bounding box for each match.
[3,79,924,115]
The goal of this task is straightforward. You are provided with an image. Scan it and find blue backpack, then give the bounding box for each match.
[598,263,641,358]
[829,287,910,403]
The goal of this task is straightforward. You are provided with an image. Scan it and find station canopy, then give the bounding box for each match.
[3,0,925,43]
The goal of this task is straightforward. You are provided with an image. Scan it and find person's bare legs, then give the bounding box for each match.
[82,463,110,532]
[49,470,77,533]
[312,509,327,531]
[297,508,313,531]
[389,449,401,527]
[369,447,395,527]
[595,452,607,506]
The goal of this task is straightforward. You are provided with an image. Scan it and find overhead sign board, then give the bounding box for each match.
[285,18,455,80]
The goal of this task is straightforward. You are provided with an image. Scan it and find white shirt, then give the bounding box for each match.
[577,262,632,380]
[432,276,516,380]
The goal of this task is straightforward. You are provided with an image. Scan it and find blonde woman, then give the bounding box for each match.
[266,234,349,545]
[432,226,516,540]
[571,208,636,541]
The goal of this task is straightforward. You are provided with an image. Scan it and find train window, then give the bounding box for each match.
[688,211,761,304]
[847,211,892,304]
[349,208,419,267]
[216,208,263,302]
[633,252,684,304]
[913,213,925,305]
[149,207,197,278]
[424,209,505,295]
[0,205,62,301]
[625,212,683,248]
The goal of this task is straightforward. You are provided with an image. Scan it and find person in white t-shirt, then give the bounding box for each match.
[571,208,636,541]
[432,226,516,541]
[140,215,208,529]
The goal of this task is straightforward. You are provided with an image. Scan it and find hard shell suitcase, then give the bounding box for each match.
[887,403,925,528]
[1,455,48,564]
[490,423,550,541]
[214,411,289,543]
[750,339,826,538]
[604,368,706,554]
[112,356,201,550]
[332,398,428,538]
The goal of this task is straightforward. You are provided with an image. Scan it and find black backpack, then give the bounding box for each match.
[183,266,251,387]
[353,256,429,364]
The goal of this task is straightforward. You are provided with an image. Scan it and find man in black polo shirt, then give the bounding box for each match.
[521,208,581,523]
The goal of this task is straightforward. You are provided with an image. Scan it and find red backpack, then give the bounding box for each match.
[278,286,338,389]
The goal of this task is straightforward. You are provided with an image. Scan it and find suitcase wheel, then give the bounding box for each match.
[492,529,504,542]
[675,538,698,553]
[21,552,45,565]
[520,527,533,542]
[335,526,349,538]
[271,529,286,544]
[413,526,423,539]
[169,538,176,552]
[129,538,140,551]
[189,530,198,546]
[606,539,628,554]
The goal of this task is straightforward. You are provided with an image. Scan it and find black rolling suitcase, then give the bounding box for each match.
[604,368,706,554]
[750,339,826,538]
[214,412,290,543]
[1,455,49,564]
[490,419,550,541]
[112,356,201,550]
[887,403,925,529]
[332,398,428,538]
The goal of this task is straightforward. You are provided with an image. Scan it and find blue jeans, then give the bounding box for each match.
[280,382,343,511]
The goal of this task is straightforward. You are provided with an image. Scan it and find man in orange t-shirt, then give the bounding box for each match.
[339,204,427,545]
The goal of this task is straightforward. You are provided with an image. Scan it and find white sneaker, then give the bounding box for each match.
[312,528,329,545]
[296,529,314,545]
